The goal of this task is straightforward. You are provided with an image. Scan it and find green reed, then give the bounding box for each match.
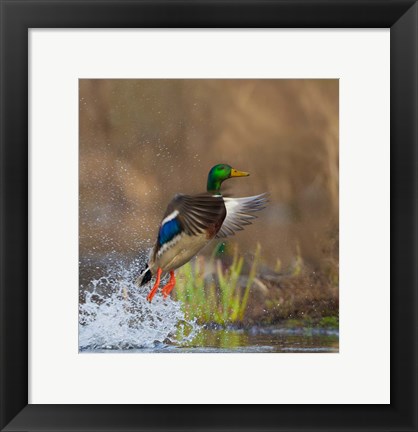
[174,243,261,325]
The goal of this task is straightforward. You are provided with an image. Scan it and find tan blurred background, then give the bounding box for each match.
[79,79,338,273]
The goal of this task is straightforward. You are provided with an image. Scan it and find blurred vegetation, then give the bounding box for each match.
[172,240,338,326]
[175,244,261,325]
[79,79,339,327]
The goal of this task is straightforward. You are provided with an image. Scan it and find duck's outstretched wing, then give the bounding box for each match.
[158,193,226,244]
[216,193,268,238]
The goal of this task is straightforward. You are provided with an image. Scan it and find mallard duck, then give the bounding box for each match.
[138,164,268,302]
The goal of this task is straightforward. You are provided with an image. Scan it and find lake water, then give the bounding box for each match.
[80,326,339,353]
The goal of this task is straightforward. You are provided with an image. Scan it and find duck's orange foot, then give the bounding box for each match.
[162,270,176,299]
[146,268,162,302]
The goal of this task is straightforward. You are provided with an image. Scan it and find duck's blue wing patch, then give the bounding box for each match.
[158,218,182,246]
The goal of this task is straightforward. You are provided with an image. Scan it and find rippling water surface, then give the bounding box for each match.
[82,328,339,353]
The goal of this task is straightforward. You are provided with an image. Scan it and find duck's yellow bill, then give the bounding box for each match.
[231,168,250,177]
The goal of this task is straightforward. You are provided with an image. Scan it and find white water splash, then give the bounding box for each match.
[79,258,200,351]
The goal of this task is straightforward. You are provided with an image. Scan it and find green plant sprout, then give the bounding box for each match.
[174,243,261,325]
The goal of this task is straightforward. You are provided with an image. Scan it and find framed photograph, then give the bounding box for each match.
[1,0,417,431]
[77,77,339,356]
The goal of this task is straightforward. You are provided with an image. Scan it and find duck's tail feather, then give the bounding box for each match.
[137,266,152,286]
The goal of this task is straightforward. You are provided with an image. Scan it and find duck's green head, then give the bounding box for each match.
[207,163,249,193]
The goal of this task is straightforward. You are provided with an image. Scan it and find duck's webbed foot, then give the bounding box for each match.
[162,270,176,299]
[146,267,162,302]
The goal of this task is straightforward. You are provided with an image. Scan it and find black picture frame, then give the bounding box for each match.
[1,1,417,431]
